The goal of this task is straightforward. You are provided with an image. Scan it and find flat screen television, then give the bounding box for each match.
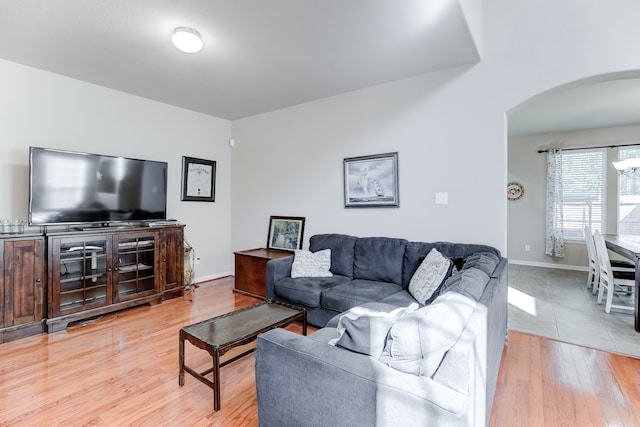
[29,147,168,226]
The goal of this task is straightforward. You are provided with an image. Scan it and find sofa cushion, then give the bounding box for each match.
[307,327,340,344]
[353,237,407,285]
[310,234,358,278]
[291,249,333,278]
[402,242,501,288]
[321,279,403,313]
[274,275,351,307]
[434,242,501,261]
[379,290,420,308]
[379,292,477,377]
[408,248,453,304]
[440,267,490,301]
[328,303,418,358]
[461,251,500,276]
[326,301,408,327]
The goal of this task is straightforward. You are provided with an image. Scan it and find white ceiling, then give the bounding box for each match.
[508,78,640,136]
[0,0,480,120]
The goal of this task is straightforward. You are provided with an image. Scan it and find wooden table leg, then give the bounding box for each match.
[302,312,307,336]
[213,349,221,411]
[178,332,185,386]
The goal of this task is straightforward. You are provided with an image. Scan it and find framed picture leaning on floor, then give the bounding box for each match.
[267,216,305,252]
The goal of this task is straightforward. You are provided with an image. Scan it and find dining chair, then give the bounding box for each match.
[583,225,600,293]
[584,226,635,295]
[593,230,635,314]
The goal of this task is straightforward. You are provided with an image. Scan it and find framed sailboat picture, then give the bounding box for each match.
[344,152,399,208]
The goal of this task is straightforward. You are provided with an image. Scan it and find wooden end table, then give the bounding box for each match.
[178,301,306,411]
[233,248,292,298]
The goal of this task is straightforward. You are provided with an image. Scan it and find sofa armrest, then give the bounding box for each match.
[481,256,508,423]
[265,256,294,300]
[433,303,488,426]
[255,328,469,427]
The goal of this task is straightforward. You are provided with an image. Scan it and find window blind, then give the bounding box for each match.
[559,149,606,239]
[618,145,640,235]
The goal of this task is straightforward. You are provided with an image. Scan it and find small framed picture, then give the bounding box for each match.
[344,152,399,208]
[267,216,305,252]
[181,156,216,202]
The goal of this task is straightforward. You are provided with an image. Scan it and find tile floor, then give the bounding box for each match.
[508,264,640,358]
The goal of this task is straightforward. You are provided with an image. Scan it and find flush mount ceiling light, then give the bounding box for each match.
[172,27,203,53]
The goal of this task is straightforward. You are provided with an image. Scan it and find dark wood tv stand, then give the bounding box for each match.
[0,224,185,341]
[0,234,46,343]
[46,224,185,332]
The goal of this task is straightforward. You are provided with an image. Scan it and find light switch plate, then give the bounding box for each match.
[435,192,448,205]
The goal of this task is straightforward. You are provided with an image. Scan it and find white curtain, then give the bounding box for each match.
[545,148,565,257]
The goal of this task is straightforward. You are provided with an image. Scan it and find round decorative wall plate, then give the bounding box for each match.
[507,182,524,200]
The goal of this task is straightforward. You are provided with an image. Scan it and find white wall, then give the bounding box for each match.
[231,64,507,251]
[0,58,232,281]
[230,0,640,257]
[508,124,640,269]
[5,0,640,278]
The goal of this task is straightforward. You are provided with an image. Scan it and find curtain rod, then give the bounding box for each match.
[537,143,640,153]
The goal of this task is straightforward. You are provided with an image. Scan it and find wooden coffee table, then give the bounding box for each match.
[178,301,306,411]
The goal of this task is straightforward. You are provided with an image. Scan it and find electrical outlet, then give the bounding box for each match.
[195,256,201,265]
[435,192,448,205]
[525,244,531,251]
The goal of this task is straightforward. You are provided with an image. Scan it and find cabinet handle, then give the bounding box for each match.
[36,278,41,283]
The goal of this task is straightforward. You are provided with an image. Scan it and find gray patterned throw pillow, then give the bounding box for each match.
[408,248,452,304]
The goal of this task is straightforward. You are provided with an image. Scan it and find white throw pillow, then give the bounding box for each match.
[328,303,418,358]
[291,249,333,278]
[408,248,451,304]
[379,292,477,377]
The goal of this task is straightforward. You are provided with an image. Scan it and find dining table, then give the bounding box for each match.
[602,234,640,332]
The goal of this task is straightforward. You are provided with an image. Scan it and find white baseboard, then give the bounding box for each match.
[193,270,232,284]
[508,259,588,272]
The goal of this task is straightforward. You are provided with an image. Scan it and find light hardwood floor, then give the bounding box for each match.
[489,331,640,426]
[1,277,639,426]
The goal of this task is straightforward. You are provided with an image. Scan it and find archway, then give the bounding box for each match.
[504,72,640,356]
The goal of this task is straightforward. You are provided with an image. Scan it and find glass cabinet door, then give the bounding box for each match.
[115,233,157,301]
[57,237,110,314]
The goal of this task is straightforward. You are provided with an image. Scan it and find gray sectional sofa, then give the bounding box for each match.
[256,234,508,427]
